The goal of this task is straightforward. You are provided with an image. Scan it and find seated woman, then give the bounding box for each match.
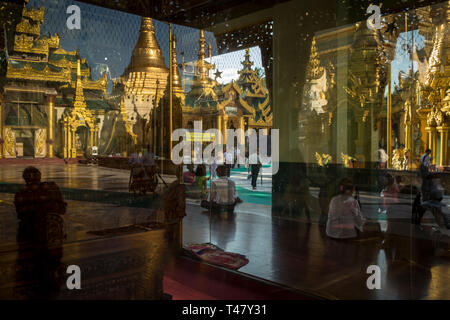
[194,164,208,198]
[202,165,240,213]
[326,178,364,239]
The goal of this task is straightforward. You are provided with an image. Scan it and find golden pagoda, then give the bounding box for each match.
[112,17,170,151]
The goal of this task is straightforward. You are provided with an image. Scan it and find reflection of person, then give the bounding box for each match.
[194,164,208,198]
[382,173,399,214]
[326,178,364,239]
[202,165,240,214]
[420,149,432,176]
[211,159,218,179]
[377,146,388,169]
[249,152,261,190]
[14,167,66,298]
[14,167,66,243]
[420,149,432,199]
[183,164,195,185]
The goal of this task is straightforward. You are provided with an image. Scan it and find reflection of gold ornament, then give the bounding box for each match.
[7,62,71,82]
[341,153,356,167]
[315,152,332,167]
[392,148,408,170]
[5,129,15,156]
[35,129,46,156]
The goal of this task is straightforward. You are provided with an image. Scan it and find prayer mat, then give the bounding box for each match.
[184,243,249,270]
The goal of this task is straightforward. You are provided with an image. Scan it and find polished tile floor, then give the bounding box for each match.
[1,162,449,299]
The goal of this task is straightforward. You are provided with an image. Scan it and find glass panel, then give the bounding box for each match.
[0,0,448,300]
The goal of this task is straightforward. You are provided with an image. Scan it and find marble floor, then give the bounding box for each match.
[1,162,449,299]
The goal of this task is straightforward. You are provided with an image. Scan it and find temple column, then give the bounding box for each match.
[47,95,55,158]
[70,129,75,158]
[63,124,68,158]
[89,128,94,148]
[217,114,222,145]
[222,115,228,145]
[426,127,437,165]
[239,116,245,145]
[438,127,448,166]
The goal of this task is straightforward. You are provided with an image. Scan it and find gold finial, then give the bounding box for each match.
[171,33,182,92]
[198,30,206,60]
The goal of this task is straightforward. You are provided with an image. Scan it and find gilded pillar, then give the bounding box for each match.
[89,128,94,148]
[70,129,75,158]
[217,114,222,145]
[47,95,54,158]
[239,116,245,145]
[427,127,437,165]
[438,127,448,166]
[63,124,68,158]
[222,115,227,145]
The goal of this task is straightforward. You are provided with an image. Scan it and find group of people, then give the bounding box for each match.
[325,148,449,246]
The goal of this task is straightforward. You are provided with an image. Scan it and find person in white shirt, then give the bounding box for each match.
[326,178,364,239]
[201,165,241,214]
[224,149,234,176]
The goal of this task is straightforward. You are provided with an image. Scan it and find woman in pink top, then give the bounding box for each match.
[326,178,364,239]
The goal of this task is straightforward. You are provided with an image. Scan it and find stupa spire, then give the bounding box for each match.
[73,58,86,109]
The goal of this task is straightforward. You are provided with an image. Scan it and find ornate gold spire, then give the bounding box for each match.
[171,34,183,94]
[74,58,86,109]
[126,17,168,73]
[306,38,324,80]
[198,30,206,61]
[238,48,257,85]
[192,30,214,88]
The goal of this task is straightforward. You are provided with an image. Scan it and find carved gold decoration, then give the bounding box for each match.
[392,148,408,170]
[52,47,77,56]
[315,152,332,167]
[47,34,60,48]
[306,38,324,80]
[69,72,107,92]
[22,6,44,23]
[4,129,15,157]
[50,57,90,76]
[341,153,356,168]
[16,18,41,36]
[34,128,46,157]
[7,62,71,82]
[14,34,48,55]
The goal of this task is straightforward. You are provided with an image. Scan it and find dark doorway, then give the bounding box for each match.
[15,130,34,158]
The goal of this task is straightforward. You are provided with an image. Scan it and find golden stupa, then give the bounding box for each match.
[119,17,169,119]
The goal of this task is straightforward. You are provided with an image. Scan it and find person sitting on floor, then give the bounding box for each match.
[326,178,364,239]
[202,165,242,213]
